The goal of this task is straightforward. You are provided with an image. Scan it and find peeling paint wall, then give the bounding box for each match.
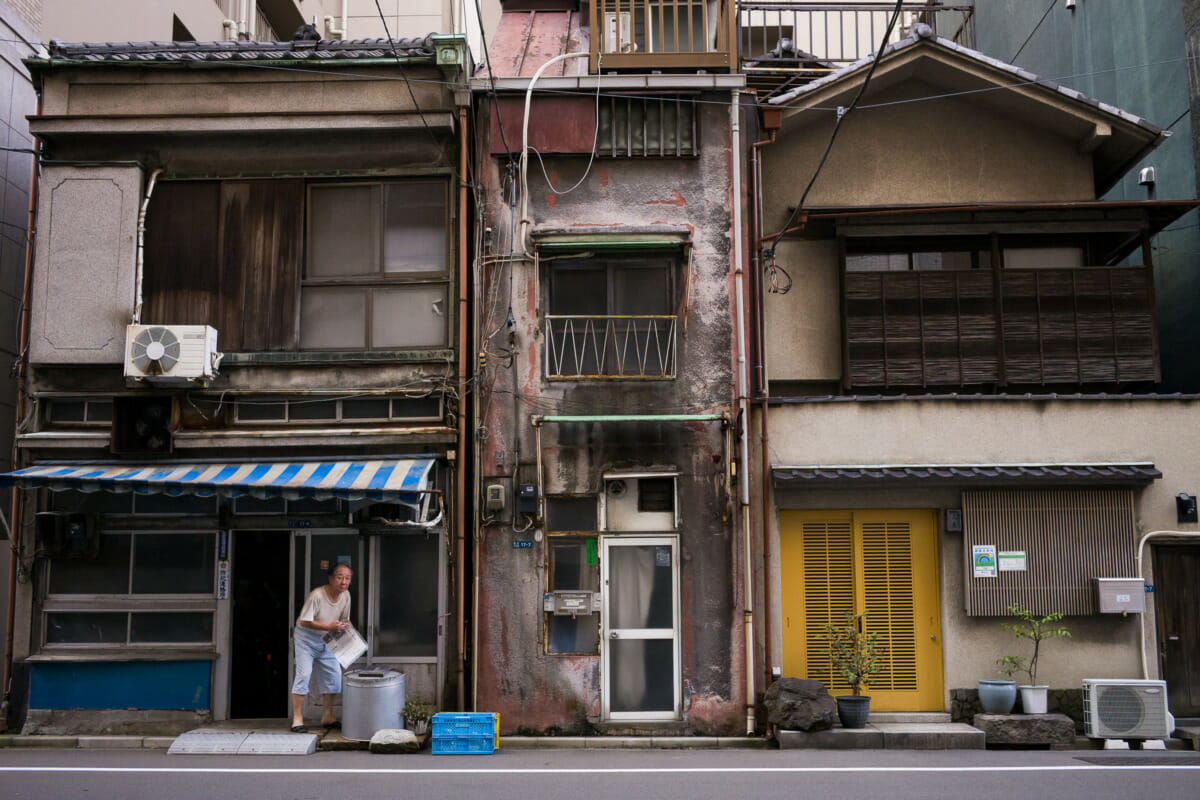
[475,93,744,734]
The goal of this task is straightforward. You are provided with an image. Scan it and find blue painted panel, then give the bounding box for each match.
[30,661,211,710]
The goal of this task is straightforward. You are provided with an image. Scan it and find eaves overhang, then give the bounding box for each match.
[772,463,1162,489]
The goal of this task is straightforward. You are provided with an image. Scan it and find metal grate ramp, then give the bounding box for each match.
[169,731,316,755]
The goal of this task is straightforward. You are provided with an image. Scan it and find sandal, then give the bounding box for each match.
[322,721,341,730]
[291,725,308,733]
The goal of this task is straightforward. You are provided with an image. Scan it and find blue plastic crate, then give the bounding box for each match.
[432,712,496,738]
[431,734,494,755]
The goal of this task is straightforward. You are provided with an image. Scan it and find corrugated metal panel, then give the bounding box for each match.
[772,463,1161,488]
[801,518,854,693]
[963,489,1136,616]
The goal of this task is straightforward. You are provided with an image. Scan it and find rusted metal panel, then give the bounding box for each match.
[490,95,597,155]
[143,182,221,329]
[219,180,303,352]
[484,11,589,78]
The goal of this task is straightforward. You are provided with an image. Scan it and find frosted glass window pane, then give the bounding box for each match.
[372,285,447,348]
[300,287,366,349]
[846,253,908,271]
[49,533,131,594]
[132,533,215,594]
[45,612,127,644]
[383,182,446,273]
[131,612,213,643]
[375,534,438,657]
[308,185,379,277]
[1003,247,1084,269]
[342,398,390,419]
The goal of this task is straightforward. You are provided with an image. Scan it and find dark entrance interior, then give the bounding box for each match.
[1153,544,1200,717]
[230,530,291,718]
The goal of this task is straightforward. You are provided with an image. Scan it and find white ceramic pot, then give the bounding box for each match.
[1018,685,1048,714]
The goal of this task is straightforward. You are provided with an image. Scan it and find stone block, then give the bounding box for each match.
[973,713,1075,747]
[764,678,837,732]
[777,727,884,749]
[368,729,420,754]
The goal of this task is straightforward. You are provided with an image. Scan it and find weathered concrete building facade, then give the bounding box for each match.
[468,2,753,734]
[751,26,1200,720]
[4,33,473,734]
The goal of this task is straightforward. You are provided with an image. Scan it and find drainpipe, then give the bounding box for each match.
[131,168,163,326]
[3,95,40,724]
[749,108,777,688]
[1136,530,1200,680]
[323,0,348,39]
[517,52,589,257]
[456,106,469,711]
[730,89,756,735]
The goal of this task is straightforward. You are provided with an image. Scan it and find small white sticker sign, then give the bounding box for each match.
[998,551,1027,572]
[972,544,997,578]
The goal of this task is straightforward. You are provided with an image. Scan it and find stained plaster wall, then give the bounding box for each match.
[474,95,744,734]
[750,397,1200,707]
[974,0,1200,392]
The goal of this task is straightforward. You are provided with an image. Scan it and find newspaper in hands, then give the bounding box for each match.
[322,622,367,669]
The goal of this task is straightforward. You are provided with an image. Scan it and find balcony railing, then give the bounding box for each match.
[545,316,678,379]
[739,2,975,95]
[843,265,1159,389]
[590,0,737,72]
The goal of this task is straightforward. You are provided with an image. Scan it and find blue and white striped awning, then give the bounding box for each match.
[0,458,437,506]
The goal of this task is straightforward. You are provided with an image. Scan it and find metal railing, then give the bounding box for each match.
[739,2,975,76]
[545,316,678,379]
[590,0,737,71]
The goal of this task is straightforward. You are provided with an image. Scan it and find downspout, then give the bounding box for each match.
[131,168,163,326]
[1136,530,1200,680]
[518,52,589,257]
[749,112,776,688]
[456,106,469,711]
[4,94,40,723]
[730,89,756,735]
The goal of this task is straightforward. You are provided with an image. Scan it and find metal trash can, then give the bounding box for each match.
[342,669,405,741]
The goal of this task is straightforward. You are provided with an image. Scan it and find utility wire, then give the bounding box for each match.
[1011,0,1058,63]
[372,0,442,153]
[766,0,904,262]
[472,0,513,156]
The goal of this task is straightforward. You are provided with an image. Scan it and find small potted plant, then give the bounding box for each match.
[998,604,1070,714]
[825,609,881,728]
[403,695,432,735]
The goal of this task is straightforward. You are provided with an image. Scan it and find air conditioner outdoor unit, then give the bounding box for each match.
[604,12,637,53]
[124,325,221,384]
[1082,679,1175,740]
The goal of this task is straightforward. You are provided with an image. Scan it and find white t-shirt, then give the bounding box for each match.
[297,584,351,628]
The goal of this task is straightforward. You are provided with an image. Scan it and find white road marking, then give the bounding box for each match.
[1,765,1198,775]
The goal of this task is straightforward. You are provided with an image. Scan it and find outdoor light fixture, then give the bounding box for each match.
[1177,493,1198,524]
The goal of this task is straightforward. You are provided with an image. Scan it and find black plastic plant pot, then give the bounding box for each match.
[836,695,871,729]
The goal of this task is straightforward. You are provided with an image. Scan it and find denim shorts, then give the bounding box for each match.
[292,626,342,695]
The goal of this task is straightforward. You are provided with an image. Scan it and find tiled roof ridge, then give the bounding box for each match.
[41,36,438,63]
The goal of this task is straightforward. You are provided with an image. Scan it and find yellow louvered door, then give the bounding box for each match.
[779,509,942,711]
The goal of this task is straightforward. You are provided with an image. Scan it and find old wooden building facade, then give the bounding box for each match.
[4,33,473,733]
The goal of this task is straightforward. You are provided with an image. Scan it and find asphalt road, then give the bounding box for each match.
[2,747,1198,800]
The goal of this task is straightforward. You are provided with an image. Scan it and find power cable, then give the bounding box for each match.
[1011,0,1058,63]
[372,0,442,153]
[765,0,904,267]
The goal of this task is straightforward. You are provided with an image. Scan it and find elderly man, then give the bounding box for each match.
[290,563,352,732]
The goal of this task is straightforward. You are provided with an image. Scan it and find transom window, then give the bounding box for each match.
[232,394,442,424]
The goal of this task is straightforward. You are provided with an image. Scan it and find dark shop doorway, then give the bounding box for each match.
[230,530,291,718]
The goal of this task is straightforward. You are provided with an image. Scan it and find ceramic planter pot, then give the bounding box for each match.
[978,679,1017,714]
[835,695,871,729]
[1018,685,1048,714]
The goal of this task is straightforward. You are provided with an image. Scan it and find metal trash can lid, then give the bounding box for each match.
[343,669,404,687]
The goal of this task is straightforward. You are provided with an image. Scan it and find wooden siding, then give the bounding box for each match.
[844,266,1158,388]
[144,180,302,351]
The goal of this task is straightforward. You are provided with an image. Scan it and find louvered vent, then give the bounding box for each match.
[802,519,854,693]
[963,489,1136,616]
[861,521,918,691]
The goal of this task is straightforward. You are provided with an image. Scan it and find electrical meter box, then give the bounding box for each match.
[518,483,537,514]
[1093,577,1146,613]
[543,591,600,615]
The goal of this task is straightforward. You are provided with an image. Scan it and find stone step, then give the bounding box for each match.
[869,712,951,724]
[778,722,984,751]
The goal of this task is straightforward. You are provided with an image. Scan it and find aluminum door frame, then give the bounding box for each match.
[600,534,681,721]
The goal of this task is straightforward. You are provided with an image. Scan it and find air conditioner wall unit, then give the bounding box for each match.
[124,325,221,384]
[1082,678,1175,739]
